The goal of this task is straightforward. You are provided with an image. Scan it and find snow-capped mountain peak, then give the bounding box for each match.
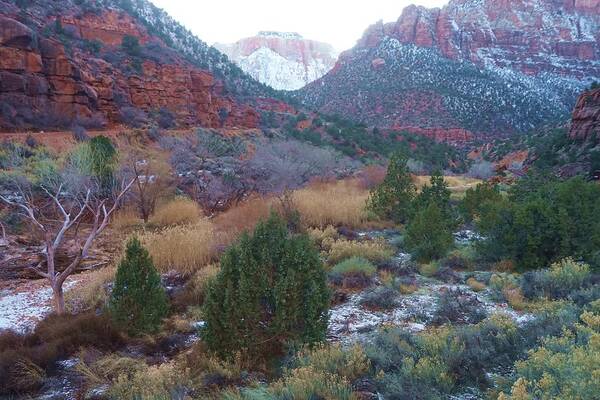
[215,32,339,91]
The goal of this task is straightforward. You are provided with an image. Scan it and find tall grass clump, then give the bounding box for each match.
[149,197,202,227]
[293,179,370,228]
[326,238,394,265]
[140,219,225,274]
[329,257,377,288]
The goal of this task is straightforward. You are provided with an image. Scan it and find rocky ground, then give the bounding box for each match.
[1,227,531,400]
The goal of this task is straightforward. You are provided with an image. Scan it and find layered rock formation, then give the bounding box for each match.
[359,0,600,78]
[569,87,600,140]
[297,0,599,141]
[216,32,338,91]
[0,0,287,131]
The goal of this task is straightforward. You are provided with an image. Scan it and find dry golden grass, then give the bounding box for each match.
[149,197,203,228]
[398,283,419,295]
[466,277,486,292]
[140,219,226,274]
[414,175,482,199]
[503,287,527,311]
[65,266,116,313]
[292,179,370,229]
[175,264,220,307]
[326,237,394,265]
[112,207,143,232]
[212,196,274,237]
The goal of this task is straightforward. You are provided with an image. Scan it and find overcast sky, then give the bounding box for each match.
[149,0,448,52]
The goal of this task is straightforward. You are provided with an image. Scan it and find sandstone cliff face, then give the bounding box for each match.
[0,1,287,131]
[358,0,600,78]
[216,32,338,91]
[297,0,598,142]
[569,88,600,140]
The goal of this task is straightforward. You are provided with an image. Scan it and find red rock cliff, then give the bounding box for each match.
[569,88,600,140]
[357,0,600,78]
[0,7,282,131]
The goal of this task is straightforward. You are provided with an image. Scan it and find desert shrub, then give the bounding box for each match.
[71,124,89,141]
[120,106,148,127]
[432,289,487,325]
[0,313,123,394]
[203,213,330,362]
[326,238,394,265]
[405,202,454,263]
[149,197,202,227]
[121,34,141,56]
[140,219,224,274]
[110,361,185,400]
[156,107,176,129]
[329,257,377,288]
[499,309,600,400]
[367,315,528,398]
[367,152,416,224]
[147,125,162,141]
[360,286,399,310]
[268,367,357,400]
[521,258,591,300]
[109,237,168,335]
[466,277,486,292]
[467,160,495,179]
[569,285,600,308]
[291,343,370,382]
[307,225,339,248]
[292,179,370,228]
[442,247,476,271]
[418,261,441,277]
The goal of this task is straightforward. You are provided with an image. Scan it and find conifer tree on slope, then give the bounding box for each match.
[110,237,168,335]
[368,152,416,224]
[203,212,330,361]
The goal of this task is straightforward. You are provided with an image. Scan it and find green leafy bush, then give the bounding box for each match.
[521,258,591,300]
[329,257,377,288]
[477,176,600,270]
[360,286,399,310]
[499,308,600,400]
[109,237,168,335]
[203,213,330,361]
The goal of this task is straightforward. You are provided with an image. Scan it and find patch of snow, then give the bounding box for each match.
[0,280,77,334]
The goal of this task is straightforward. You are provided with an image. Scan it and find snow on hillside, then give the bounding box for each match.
[216,32,339,91]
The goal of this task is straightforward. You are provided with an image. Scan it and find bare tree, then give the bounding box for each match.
[122,149,173,223]
[0,178,134,314]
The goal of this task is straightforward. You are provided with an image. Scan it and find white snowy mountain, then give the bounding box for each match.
[215,32,338,91]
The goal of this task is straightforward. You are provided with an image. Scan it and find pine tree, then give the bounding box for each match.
[109,237,168,335]
[405,202,454,263]
[203,212,330,361]
[367,152,416,224]
[415,170,455,227]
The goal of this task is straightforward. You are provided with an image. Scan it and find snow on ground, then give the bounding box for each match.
[0,279,77,334]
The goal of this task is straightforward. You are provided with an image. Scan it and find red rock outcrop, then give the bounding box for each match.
[358,0,600,78]
[569,88,600,140]
[392,126,474,144]
[0,7,283,131]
